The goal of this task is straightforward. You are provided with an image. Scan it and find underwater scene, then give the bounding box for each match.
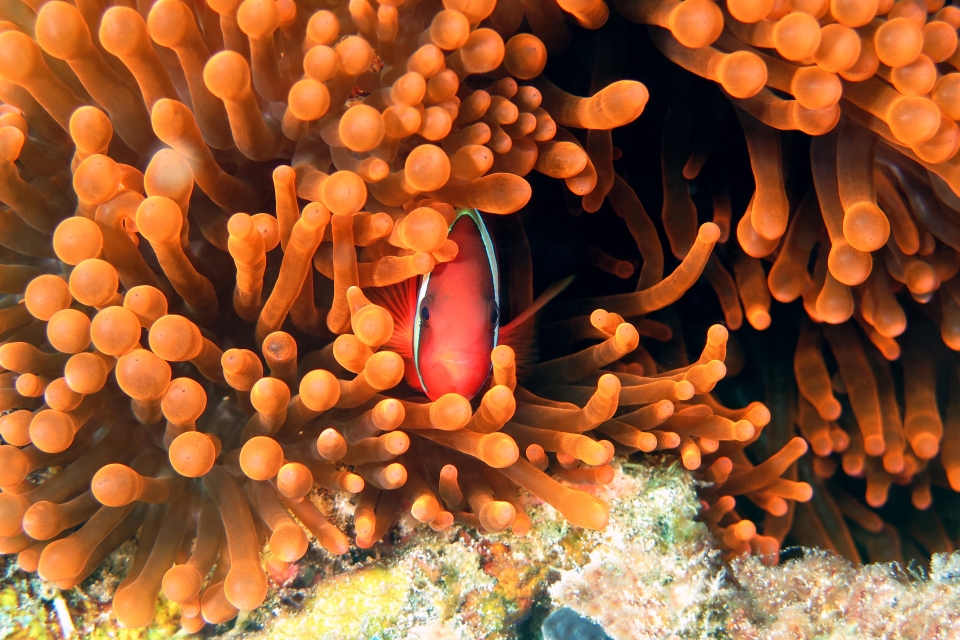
[1,0,960,636]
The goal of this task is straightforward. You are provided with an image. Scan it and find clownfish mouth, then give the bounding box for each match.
[421,350,493,398]
[430,350,490,365]
[434,357,473,368]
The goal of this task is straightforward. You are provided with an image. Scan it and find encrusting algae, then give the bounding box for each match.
[0,0,960,632]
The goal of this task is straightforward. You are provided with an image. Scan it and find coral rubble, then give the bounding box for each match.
[552,462,960,640]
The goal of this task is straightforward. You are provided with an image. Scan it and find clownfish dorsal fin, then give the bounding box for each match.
[365,278,418,360]
[499,275,574,369]
[500,275,574,337]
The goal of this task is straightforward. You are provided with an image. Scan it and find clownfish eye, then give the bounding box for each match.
[420,305,430,322]
[490,302,499,326]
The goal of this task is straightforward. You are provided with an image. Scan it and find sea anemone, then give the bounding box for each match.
[624,0,960,566]
[0,0,956,631]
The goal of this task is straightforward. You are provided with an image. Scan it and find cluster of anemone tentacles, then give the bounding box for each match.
[0,0,819,630]
[635,0,960,564]
[8,0,960,626]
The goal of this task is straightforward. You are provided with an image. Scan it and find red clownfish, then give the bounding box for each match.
[376,208,569,401]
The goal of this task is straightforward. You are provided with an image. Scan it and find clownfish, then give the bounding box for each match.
[376,208,570,401]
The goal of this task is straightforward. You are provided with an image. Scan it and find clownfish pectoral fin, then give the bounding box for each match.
[364,278,418,360]
[499,275,574,369]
